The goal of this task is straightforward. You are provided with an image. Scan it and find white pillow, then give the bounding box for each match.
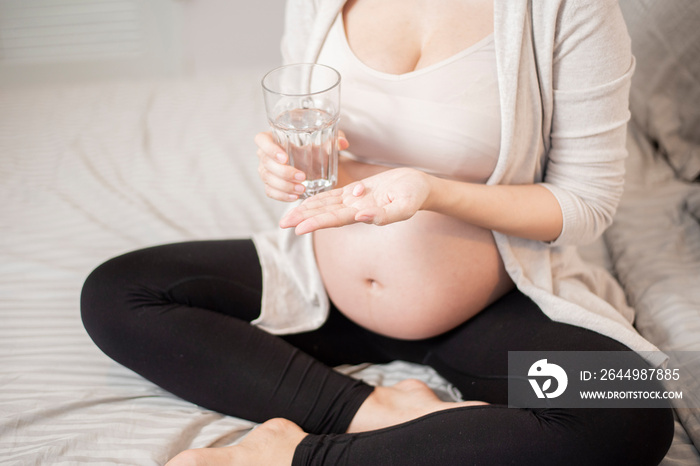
[619,0,700,181]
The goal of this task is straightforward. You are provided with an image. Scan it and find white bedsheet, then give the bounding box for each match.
[605,121,700,461]
[1,71,697,464]
[0,71,461,465]
[0,71,276,464]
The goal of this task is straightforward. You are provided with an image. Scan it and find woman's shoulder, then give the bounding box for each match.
[526,0,631,76]
[547,0,628,34]
[528,0,627,33]
[501,0,627,44]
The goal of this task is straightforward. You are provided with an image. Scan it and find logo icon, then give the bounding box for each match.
[528,359,568,399]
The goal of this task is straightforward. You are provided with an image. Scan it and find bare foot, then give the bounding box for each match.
[347,379,488,433]
[165,418,307,466]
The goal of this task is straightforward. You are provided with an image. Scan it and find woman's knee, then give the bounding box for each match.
[534,406,674,466]
[610,406,675,466]
[80,249,152,355]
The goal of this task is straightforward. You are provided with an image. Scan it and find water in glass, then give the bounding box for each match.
[271,108,339,198]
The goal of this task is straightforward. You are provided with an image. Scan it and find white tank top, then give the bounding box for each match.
[317,13,501,183]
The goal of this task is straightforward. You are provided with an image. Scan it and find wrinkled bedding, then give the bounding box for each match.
[1,70,698,464]
[605,121,700,461]
[0,71,466,465]
[609,0,700,460]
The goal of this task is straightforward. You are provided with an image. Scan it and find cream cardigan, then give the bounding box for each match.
[252,0,663,363]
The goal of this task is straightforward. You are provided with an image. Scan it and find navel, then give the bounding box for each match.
[365,278,381,291]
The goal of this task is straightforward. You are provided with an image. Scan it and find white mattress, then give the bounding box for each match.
[1,71,698,464]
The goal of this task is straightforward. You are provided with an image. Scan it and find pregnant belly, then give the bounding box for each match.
[313,211,514,339]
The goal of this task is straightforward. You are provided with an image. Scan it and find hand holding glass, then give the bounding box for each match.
[262,64,341,198]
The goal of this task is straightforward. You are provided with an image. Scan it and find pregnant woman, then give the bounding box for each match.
[81,0,675,464]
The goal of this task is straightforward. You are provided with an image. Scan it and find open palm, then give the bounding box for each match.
[280,167,432,235]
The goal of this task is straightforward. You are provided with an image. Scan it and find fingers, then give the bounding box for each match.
[338,131,350,151]
[258,148,307,201]
[279,190,358,234]
[295,207,359,235]
[254,131,350,202]
[355,199,409,226]
[279,191,344,228]
[279,183,377,234]
[254,132,306,201]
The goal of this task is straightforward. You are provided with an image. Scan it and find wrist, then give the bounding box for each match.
[421,174,448,213]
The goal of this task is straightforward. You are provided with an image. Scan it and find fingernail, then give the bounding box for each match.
[276,153,286,163]
[294,173,306,181]
[352,184,363,196]
[287,194,298,201]
[357,215,372,222]
[295,184,305,193]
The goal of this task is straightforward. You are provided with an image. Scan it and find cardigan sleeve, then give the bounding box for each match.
[540,0,634,247]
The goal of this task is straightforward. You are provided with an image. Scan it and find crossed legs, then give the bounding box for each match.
[80,240,674,465]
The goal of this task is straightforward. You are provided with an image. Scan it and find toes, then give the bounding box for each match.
[165,420,306,466]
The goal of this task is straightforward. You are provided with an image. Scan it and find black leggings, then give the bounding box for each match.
[80,239,674,465]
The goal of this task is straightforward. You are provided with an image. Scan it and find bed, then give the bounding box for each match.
[1,1,699,465]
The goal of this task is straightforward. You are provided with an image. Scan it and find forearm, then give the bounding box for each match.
[424,175,563,243]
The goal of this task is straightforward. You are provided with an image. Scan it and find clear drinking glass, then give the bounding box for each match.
[262,63,341,198]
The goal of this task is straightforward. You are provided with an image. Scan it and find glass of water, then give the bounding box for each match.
[262,63,341,198]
